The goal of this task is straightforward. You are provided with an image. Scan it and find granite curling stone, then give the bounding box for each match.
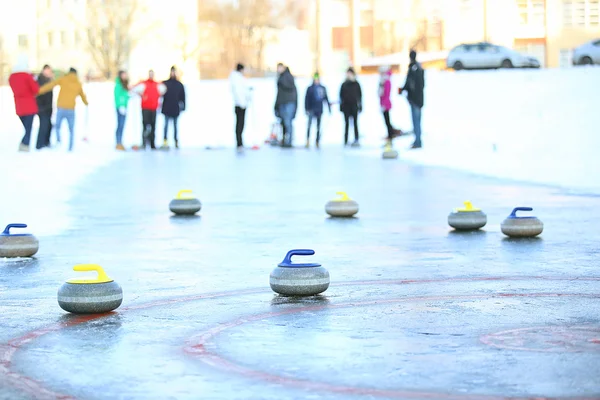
[169,189,202,215]
[447,201,487,231]
[382,143,398,159]
[0,223,39,258]
[325,191,359,218]
[58,264,123,314]
[270,249,330,296]
[501,207,543,238]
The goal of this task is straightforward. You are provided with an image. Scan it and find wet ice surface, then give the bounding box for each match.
[1,148,600,399]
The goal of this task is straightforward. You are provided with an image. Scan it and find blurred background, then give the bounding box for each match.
[0,0,599,82]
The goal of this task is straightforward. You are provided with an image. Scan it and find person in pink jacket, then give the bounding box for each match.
[379,66,400,143]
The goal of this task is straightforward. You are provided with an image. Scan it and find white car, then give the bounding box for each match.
[572,39,600,65]
[447,42,540,70]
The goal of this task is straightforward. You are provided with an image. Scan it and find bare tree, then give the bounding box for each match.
[84,0,146,79]
[175,16,201,64]
[198,0,290,78]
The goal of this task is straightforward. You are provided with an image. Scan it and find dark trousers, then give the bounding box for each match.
[19,114,34,146]
[37,110,52,149]
[306,113,322,143]
[164,116,179,143]
[343,110,359,144]
[234,106,246,147]
[383,110,394,139]
[116,109,126,145]
[142,109,157,149]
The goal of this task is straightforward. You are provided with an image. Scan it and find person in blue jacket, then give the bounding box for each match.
[304,72,331,148]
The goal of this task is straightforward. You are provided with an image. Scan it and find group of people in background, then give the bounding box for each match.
[8,49,424,153]
[8,56,88,152]
[113,66,186,151]
[263,49,425,150]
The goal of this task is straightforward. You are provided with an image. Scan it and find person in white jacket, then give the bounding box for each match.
[229,63,251,150]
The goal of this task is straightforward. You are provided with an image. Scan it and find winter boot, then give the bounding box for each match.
[351,140,360,148]
[305,139,310,148]
[174,140,179,149]
[18,143,30,152]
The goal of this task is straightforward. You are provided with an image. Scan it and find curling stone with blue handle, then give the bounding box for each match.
[169,189,202,215]
[0,224,39,258]
[501,207,543,238]
[382,143,398,159]
[325,192,359,217]
[58,264,123,314]
[270,249,330,296]
[448,201,487,231]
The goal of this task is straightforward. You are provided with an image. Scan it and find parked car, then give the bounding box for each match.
[572,39,600,65]
[447,42,540,70]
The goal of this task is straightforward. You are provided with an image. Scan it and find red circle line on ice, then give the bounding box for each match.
[1,276,600,400]
[481,326,600,353]
[183,293,600,400]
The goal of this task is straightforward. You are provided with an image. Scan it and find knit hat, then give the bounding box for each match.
[313,72,319,79]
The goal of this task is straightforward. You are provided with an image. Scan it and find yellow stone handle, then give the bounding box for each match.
[456,200,481,212]
[336,191,351,201]
[67,264,113,284]
[176,189,194,199]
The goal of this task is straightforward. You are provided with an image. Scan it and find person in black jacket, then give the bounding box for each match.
[339,67,362,147]
[400,50,425,149]
[274,63,297,147]
[161,66,186,149]
[36,65,54,149]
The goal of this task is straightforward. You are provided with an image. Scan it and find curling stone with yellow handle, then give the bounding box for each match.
[57,264,123,314]
[382,143,398,159]
[501,207,543,238]
[447,201,487,231]
[270,249,330,296]
[0,224,39,258]
[169,189,202,215]
[325,192,359,218]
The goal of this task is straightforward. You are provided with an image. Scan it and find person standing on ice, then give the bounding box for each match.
[161,66,186,150]
[400,50,425,149]
[8,55,39,152]
[339,67,362,147]
[379,65,400,145]
[38,67,88,152]
[304,72,330,149]
[114,70,130,151]
[132,70,166,150]
[229,63,251,151]
[274,62,297,148]
[36,64,54,149]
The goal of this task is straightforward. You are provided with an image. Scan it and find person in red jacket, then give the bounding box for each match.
[132,70,166,150]
[8,56,39,152]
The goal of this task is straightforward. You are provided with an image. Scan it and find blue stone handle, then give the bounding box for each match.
[2,224,27,235]
[281,249,315,265]
[509,207,533,218]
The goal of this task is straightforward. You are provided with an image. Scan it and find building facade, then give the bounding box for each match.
[311,0,600,72]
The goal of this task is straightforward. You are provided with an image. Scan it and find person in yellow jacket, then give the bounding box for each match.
[38,67,88,151]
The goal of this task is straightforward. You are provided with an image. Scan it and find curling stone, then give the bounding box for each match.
[325,191,359,218]
[501,207,543,238]
[448,201,487,231]
[270,249,330,296]
[58,264,123,314]
[169,189,202,215]
[382,144,398,159]
[0,224,39,258]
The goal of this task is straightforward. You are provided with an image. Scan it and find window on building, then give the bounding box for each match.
[562,0,599,26]
[518,0,528,24]
[47,32,54,47]
[559,49,573,67]
[531,0,545,25]
[590,0,599,24]
[18,34,28,49]
[60,31,67,46]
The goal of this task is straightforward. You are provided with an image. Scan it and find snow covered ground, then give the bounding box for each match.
[1,68,599,235]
